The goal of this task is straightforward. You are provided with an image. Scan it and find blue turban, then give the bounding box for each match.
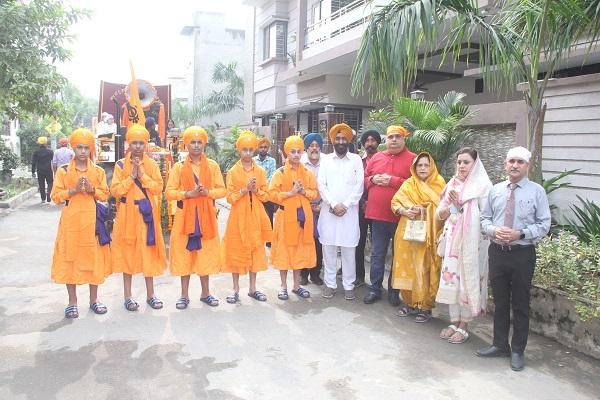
[145,117,156,129]
[303,132,323,150]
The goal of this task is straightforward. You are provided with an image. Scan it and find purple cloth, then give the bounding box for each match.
[186,209,203,251]
[52,147,74,167]
[95,203,111,246]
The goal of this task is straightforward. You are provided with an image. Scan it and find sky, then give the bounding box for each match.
[59,0,251,99]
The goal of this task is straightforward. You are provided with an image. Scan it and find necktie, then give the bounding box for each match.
[503,183,517,228]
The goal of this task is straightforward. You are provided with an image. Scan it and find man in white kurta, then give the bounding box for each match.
[317,124,364,299]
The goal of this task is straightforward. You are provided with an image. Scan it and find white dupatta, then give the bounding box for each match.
[436,157,492,316]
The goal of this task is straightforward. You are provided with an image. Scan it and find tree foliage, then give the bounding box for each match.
[0,0,88,119]
[364,91,474,177]
[352,0,600,183]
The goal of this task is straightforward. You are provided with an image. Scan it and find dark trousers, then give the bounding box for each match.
[369,220,398,297]
[489,243,536,354]
[355,208,371,282]
[301,238,323,278]
[37,169,53,202]
[264,201,275,247]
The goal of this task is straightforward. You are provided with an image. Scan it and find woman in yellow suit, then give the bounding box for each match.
[166,126,226,309]
[222,131,273,303]
[51,128,112,318]
[111,124,167,311]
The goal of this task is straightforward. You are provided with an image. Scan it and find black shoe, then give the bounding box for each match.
[363,292,381,304]
[475,345,511,358]
[388,292,402,307]
[510,352,525,371]
[300,276,309,286]
[310,275,324,286]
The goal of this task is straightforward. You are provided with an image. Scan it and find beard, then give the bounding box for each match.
[334,143,348,155]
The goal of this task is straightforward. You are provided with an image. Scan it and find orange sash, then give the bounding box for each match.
[181,154,217,240]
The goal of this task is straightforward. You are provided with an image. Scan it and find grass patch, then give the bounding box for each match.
[0,177,36,199]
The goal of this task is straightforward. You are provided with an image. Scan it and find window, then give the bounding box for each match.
[263,21,288,60]
[311,1,323,24]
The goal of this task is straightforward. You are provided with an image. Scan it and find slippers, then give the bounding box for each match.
[226,292,240,304]
[89,302,107,315]
[248,290,267,302]
[176,297,190,310]
[440,324,458,339]
[396,305,416,317]
[414,310,432,323]
[448,328,469,344]
[277,288,289,300]
[146,296,163,310]
[200,295,219,307]
[292,287,310,299]
[124,298,139,312]
[65,305,79,319]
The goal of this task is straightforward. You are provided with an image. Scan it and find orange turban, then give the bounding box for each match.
[257,136,270,147]
[126,124,150,143]
[69,128,95,156]
[283,135,304,155]
[236,130,258,151]
[329,123,353,144]
[183,126,208,147]
[386,125,410,137]
[58,138,69,147]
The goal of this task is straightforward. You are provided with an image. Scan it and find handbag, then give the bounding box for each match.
[403,209,426,243]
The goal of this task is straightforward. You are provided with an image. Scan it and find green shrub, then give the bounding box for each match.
[535,230,600,320]
[567,196,600,243]
[0,140,19,171]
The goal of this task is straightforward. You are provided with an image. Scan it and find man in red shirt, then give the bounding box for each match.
[363,125,415,305]
[355,130,381,287]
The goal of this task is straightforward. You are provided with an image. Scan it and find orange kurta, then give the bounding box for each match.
[269,164,317,270]
[222,160,273,274]
[50,159,112,285]
[110,155,167,276]
[166,158,225,276]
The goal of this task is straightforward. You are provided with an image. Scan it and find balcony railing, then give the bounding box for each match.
[304,0,391,51]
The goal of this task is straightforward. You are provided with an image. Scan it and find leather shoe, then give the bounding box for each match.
[510,352,525,371]
[475,345,511,358]
[363,292,381,304]
[388,291,402,307]
[300,275,309,286]
[310,275,324,286]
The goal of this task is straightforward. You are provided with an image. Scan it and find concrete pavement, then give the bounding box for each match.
[0,197,599,400]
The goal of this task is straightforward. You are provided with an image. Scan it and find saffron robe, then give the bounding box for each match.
[268,162,318,270]
[50,159,112,285]
[110,154,167,276]
[166,158,225,276]
[222,160,273,274]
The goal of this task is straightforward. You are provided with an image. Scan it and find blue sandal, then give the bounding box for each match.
[124,298,139,312]
[277,288,289,300]
[175,297,190,310]
[292,287,310,299]
[65,305,79,319]
[226,292,240,304]
[146,296,163,309]
[248,290,267,302]
[200,295,219,307]
[89,302,107,315]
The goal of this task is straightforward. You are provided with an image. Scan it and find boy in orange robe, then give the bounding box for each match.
[50,128,112,318]
[166,126,226,309]
[110,124,167,311]
[222,131,273,303]
[269,135,317,300]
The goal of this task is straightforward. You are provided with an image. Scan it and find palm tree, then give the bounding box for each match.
[351,0,600,183]
[364,91,474,177]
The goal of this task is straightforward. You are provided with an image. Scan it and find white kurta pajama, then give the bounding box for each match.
[317,152,364,290]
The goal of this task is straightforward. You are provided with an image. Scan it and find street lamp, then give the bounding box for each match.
[410,90,426,100]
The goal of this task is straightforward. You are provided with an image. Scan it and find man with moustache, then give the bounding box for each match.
[299,133,325,286]
[478,146,550,371]
[318,124,364,300]
[355,130,382,287]
[363,126,415,305]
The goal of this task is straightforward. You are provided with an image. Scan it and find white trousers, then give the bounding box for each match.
[322,245,356,290]
[449,304,473,323]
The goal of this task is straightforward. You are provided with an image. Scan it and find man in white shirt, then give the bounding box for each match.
[318,124,364,300]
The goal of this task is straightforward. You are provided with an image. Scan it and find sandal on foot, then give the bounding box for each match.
[277,288,289,300]
[200,295,219,307]
[248,290,267,302]
[414,310,432,323]
[440,324,458,339]
[175,297,190,310]
[89,302,107,315]
[65,305,79,319]
[226,292,240,304]
[146,296,163,310]
[396,305,416,317]
[448,328,469,344]
[124,298,139,312]
[292,287,310,299]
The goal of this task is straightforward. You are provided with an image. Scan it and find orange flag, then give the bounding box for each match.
[125,61,146,127]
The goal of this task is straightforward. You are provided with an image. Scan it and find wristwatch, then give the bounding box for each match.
[519,230,525,240]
